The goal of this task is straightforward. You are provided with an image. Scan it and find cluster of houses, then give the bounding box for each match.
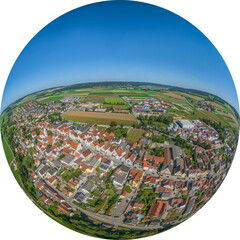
[8,98,235,228]
[188,99,215,112]
[124,170,216,226]
[167,119,222,147]
[123,97,176,113]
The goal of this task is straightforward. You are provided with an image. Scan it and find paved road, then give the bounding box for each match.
[49,181,163,230]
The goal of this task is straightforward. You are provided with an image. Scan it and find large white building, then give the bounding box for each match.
[177,119,195,130]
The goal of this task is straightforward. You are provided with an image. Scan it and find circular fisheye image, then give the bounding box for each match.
[0,1,239,239]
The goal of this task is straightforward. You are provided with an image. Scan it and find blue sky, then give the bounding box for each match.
[1,0,239,111]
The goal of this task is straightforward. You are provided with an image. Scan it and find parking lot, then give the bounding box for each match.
[110,198,130,217]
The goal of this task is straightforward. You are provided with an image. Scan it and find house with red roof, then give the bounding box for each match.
[128,169,144,188]
[133,202,145,209]
[146,200,168,218]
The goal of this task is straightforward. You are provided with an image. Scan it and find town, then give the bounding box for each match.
[3,87,238,232]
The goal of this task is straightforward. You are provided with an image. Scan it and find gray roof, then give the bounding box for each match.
[182,197,197,215]
[48,167,57,176]
[74,192,86,203]
[119,164,130,174]
[119,142,127,151]
[82,181,95,193]
[86,157,98,167]
[79,123,93,133]
[99,164,109,171]
[88,175,101,184]
[171,146,182,160]
[161,192,171,198]
[46,148,52,153]
[51,160,62,168]
[39,165,49,176]
[112,173,126,185]
[61,155,74,165]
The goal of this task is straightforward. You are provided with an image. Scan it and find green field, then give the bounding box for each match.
[84,95,106,103]
[6,84,238,132]
[104,97,126,105]
[10,164,23,188]
[89,91,116,95]
[127,128,145,142]
[101,104,129,109]
[38,95,64,103]
[2,136,14,165]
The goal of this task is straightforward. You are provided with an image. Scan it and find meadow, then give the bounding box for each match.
[104,97,126,105]
[127,129,145,142]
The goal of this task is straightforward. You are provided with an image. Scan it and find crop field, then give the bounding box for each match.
[89,91,116,95]
[84,95,106,103]
[101,104,129,109]
[127,129,145,142]
[147,92,187,104]
[178,92,205,101]
[104,97,126,105]
[163,92,185,100]
[118,92,149,98]
[62,111,137,126]
[37,95,64,103]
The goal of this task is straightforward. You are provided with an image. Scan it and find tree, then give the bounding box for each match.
[110,121,117,127]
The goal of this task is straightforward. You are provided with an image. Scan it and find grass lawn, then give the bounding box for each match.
[166,208,183,220]
[10,164,23,188]
[2,136,14,165]
[127,128,145,142]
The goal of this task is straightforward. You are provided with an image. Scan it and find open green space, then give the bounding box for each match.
[101,104,129,110]
[104,97,126,105]
[127,128,145,142]
[38,95,64,103]
[2,135,14,165]
[89,91,116,95]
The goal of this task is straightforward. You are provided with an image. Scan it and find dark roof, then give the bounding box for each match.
[39,165,49,176]
[82,181,95,192]
[48,167,57,176]
[61,155,74,165]
[119,164,130,173]
[74,192,86,203]
[79,123,93,133]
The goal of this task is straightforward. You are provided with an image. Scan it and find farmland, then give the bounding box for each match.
[104,97,126,105]
[62,111,138,126]
[163,92,185,100]
[127,129,145,142]
[9,82,239,132]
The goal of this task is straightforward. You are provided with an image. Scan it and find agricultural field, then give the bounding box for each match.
[127,129,145,142]
[104,97,126,105]
[8,83,239,132]
[84,95,106,103]
[62,111,137,126]
[37,95,64,103]
[163,92,185,100]
[178,92,205,100]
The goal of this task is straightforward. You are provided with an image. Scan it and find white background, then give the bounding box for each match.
[0,0,239,239]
